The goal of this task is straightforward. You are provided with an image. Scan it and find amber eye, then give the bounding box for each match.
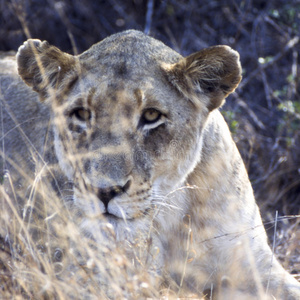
[142,109,161,124]
[71,108,91,122]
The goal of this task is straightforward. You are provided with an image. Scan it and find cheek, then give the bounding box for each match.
[151,126,203,191]
[53,129,76,180]
[143,125,173,153]
[73,186,105,216]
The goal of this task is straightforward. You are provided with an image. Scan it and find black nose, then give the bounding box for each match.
[96,180,131,210]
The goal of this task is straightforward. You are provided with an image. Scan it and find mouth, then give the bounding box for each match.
[102,209,149,222]
[102,212,119,220]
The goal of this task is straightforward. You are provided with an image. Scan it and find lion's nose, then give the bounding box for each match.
[96,180,131,210]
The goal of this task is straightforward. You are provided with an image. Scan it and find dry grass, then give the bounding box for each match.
[1,176,299,298]
[0,174,159,299]
[0,0,299,299]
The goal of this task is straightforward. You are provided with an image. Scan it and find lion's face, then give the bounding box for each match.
[17,30,241,232]
[53,69,205,225]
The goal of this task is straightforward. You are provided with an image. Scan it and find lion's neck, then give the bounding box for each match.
[185,110,257,225]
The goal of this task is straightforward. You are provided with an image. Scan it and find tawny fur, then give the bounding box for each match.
[1,30,299,299]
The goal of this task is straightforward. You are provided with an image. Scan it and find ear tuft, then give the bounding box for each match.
[165,45,242,111]
[17,39,76,101]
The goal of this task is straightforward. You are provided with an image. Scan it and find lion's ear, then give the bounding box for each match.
[164,45,242,111]
[17,39,76,101]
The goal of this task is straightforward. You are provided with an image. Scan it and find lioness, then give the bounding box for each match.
[1,30,300,299]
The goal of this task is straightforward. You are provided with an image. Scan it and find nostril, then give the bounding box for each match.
[97,187,119,210]
[123,179,131,193]
[97,179,131,210]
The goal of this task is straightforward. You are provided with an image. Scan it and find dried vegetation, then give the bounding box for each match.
[0,0,299,298]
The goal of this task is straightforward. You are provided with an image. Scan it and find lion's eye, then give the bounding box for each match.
[71,108,91,122]
[142,109,161,124]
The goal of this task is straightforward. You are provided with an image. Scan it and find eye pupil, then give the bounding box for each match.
[143,109,160,123]
[72,108,91,121]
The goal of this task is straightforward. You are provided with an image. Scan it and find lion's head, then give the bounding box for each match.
[17,30,241,233]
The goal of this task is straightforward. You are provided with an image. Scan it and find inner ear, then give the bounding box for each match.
[17,39,77,101]
[165,45,242,111]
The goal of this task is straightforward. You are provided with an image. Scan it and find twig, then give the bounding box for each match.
[53,1,78,55]
[289,49,298,98]
[144,0,154,35]
[261,70,272,109]
[264,16,289,39]
[239,36,300,91]
[234,95,266,130]
[11,0,32,39]
[266,210,278,295]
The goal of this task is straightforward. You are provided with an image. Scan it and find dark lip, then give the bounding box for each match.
[101,204,152,221]
[103,212,118,220]
[102,212,141,221]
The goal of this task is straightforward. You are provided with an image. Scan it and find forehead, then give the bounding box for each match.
[79,30,181,70]
[64,30,185,111]
[75,31,182,90]
[69,75,168,111]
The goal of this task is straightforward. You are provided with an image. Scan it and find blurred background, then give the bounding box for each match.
[1,0,299,261]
